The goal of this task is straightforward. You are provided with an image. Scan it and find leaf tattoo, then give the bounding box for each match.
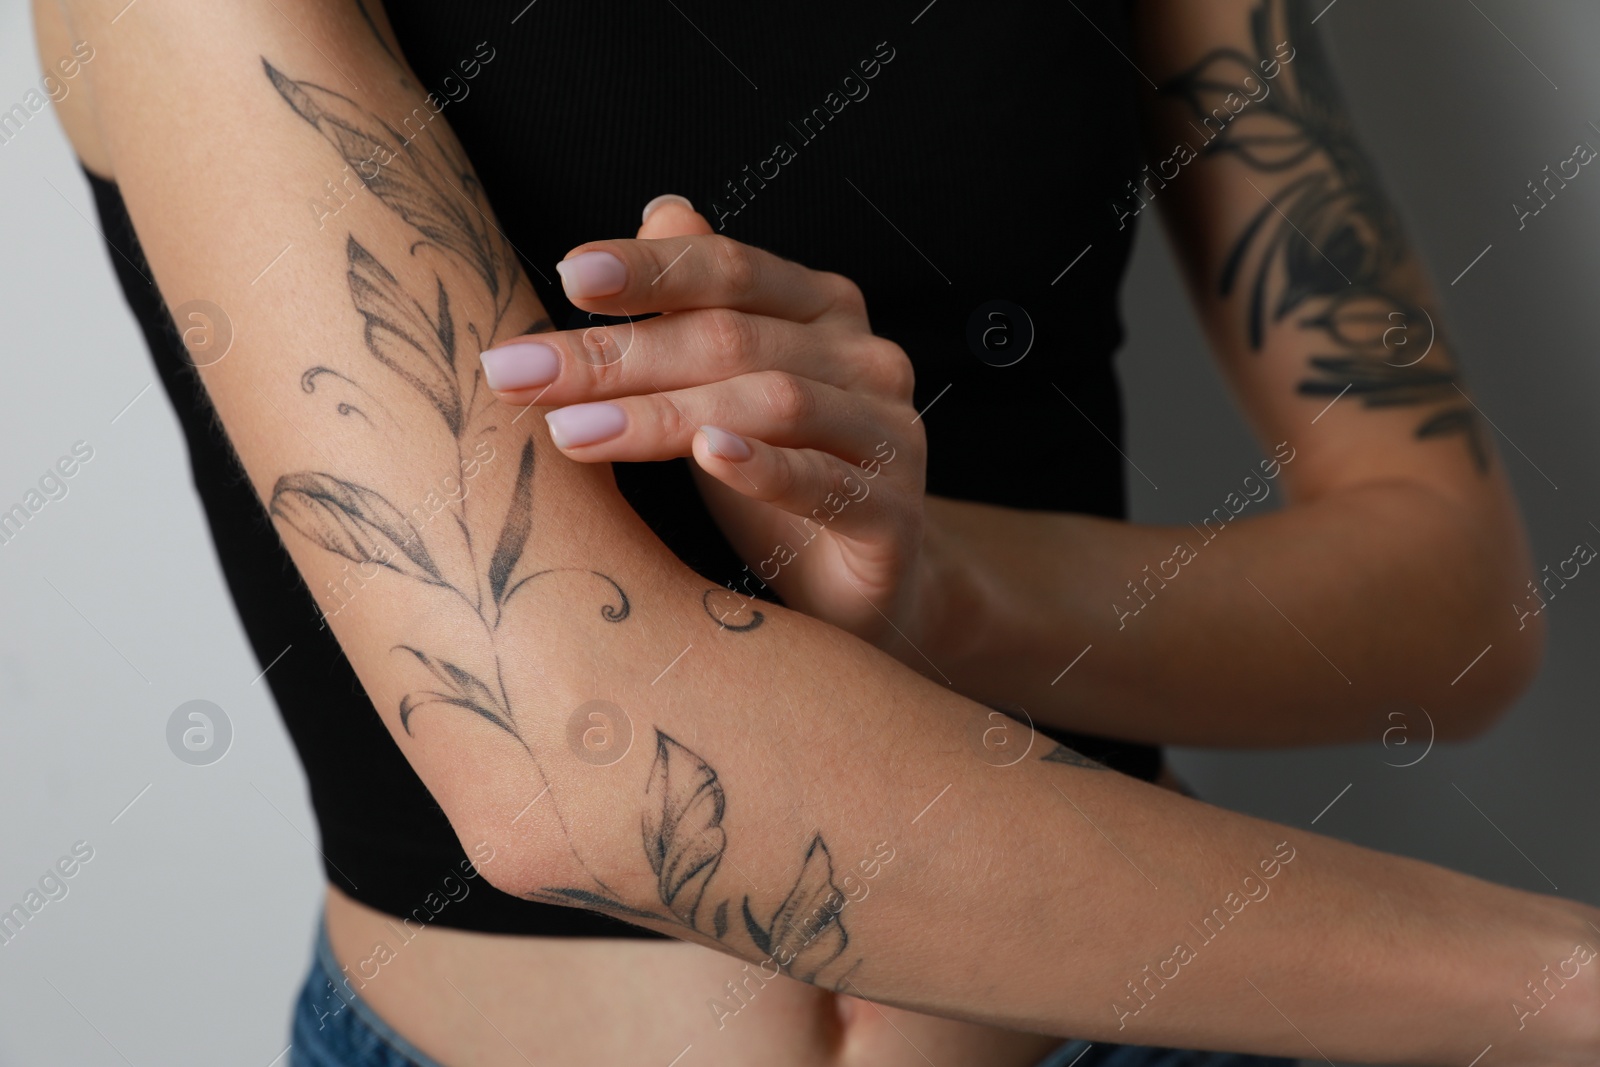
[487,439,535,610]
[741,899,770,953]
[269,472,446,587]
[741,835,850,982]
[347,237,463,436]
[532,733,863,984]
[263,60,516,302]
[393,645,514,737]
[643,731,726,930]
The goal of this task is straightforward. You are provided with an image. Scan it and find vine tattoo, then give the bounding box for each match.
[1160,0,1486,469]
[260,58,632,669]
[261,49,861,986]
[261,55,636,895]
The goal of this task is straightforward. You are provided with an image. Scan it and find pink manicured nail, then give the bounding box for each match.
[479,342,559,390]
[642,193,694,223]
[556,251,628,299]
[700,425,751,461]
[545,403,627,448]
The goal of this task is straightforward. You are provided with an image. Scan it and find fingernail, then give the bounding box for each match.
[545,403,627,448]
[700,425,752,461]
[642,193,694,224]
[479,342,560,391]
[556,251,628,299]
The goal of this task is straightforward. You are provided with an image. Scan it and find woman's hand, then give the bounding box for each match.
[476,196,936,648]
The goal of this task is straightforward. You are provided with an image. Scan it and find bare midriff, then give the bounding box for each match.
[323,886,1065,1067]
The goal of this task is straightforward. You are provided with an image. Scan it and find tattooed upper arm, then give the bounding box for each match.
[1135,0,1488,475]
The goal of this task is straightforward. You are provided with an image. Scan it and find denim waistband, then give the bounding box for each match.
[291,915,448,1067]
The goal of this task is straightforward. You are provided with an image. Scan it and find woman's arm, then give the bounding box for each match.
[52,1,1596,1061]
[908,0,1544,745]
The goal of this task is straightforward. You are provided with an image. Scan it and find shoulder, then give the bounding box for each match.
[32,0,112,178]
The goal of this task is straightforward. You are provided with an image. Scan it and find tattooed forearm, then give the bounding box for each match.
[1160,0,1486,470]
[533,728,861,985]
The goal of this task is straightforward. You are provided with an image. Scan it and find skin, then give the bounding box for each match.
[37,1,1598,1065]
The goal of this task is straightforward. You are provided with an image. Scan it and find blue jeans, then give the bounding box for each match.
[290,918,447,1067]
[290,918,1295,1067]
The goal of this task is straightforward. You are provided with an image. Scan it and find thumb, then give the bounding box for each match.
[637,193,714,240]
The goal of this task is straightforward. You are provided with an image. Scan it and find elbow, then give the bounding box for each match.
[1383,479,1550,743]
[438,814,545,902]
[463,826,657,930]
[435,774,641,913]
[445,804,601,904]
[446,821,594,907]
[1432,597,1547,743]
[430,780,604,906]
[463,836,545,901]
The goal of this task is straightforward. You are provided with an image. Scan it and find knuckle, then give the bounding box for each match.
[580,326,631,381]
[644,394,692,443]
[757,371,813,424]
[708,235,759,298]
[864,337,915,398]
[698,307,756,375]
[759,450,802,504]
[820,271,866,318]
[823,459,876,514]
[822,461,858,503]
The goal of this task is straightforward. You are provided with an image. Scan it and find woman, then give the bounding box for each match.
[38,0,1595,1063]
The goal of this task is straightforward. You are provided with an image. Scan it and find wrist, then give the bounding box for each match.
[1463,895,1600,1067]
[1522,901,1600,1065]
[905,506,988,676]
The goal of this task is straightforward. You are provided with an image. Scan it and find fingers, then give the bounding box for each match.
[478,307,892,405]
[690,427,889,536]
[554,197,867,326]
[540,372,887,465]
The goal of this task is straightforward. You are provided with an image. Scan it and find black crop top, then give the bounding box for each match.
[87,0,1153,939]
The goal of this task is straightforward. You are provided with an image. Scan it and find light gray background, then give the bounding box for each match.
[0,2,1595,1065]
